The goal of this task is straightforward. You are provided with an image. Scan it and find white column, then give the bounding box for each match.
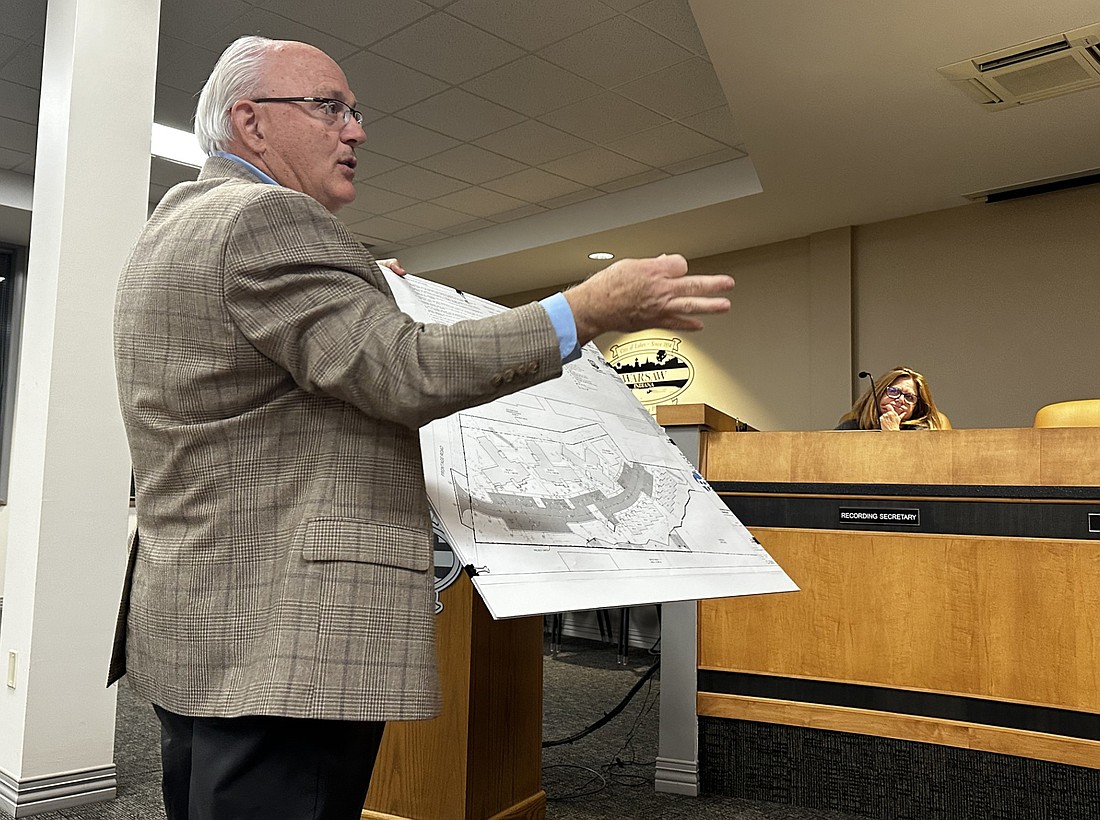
[654,425,703,796]
[0,0,159,815]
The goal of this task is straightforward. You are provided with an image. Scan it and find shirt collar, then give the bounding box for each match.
[212,151,279,186]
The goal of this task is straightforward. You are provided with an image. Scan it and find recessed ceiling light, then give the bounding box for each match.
[151,123,205,168]
[588,252,614,260]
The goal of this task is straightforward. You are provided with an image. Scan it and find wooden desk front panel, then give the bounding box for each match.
[702,428,1100,487]
[694,427,1100,768]
[698,527,1100,712]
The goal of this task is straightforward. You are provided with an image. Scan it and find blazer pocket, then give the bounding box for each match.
[299,517,431,572]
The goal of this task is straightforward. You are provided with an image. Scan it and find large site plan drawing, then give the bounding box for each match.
[386,272,797,618]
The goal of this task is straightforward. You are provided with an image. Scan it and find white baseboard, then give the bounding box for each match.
[0,764,116,817]
[654,755,699,796]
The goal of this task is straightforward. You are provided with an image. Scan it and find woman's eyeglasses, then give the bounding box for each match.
[885,385,917,404]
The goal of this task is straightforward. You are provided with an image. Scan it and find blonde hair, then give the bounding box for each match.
[838,367,948,430]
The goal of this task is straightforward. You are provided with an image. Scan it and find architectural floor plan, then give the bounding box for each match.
[387,272,797,617]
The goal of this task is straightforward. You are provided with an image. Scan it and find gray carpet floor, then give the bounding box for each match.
[3,635,868,820]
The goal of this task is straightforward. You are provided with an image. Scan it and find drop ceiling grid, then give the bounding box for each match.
[325,2,739,245]
[3,0,745,254]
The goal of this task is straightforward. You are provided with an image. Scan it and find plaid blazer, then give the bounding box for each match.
[111,157,561,720]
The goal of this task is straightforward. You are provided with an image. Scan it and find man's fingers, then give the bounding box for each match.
[665,296,732,316]
[666,273,734,296]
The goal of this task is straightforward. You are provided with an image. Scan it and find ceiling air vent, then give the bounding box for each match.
[938,22,1100,109]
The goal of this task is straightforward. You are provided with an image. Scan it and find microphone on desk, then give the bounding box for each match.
[858,370,881,426]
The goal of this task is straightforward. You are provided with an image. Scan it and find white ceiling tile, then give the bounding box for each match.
[596,168,669,192]
[482,167,584,201]
[433,186,530,217]
[538,16,691,88]
[367,240,407,255]
[606,122,725,167]
[149,157,200,188]
[341,51,448,113]
[416,144,527,184]
[628,0,709,56]
[160,0,251,47]
[252,0,433,48]
[11,154,34,175]
[0,146,30,171]
[364,116,460,162]
[356,150,405,178]
[662,146,747,175]
[0,79,37,125]
[157,36,222,96]
[1,0,45,42]
[372,14,523,84]
[388,201,475,230]
[341,214,425,242]
[402,229,452,245]
[539,91,668,143]
[348,184,419,214]
[357,106,386,126]
[369,164,469,198]
[475,119,590,165]
[154,86,200,132]
[0,115,36,155]
[539,146,649,186]
[463,56,600,118]
[441,217,497,235]
[681,106,743,147]
[600,0,649,10]
[201,9,359,61]
[446,0,615,51]
[540,188,602,209]
[1,43,42,89]
[0,35,22,71]
[399,88,525,141]
[489,202,549,222]
[616,58,727,120]
[148,182,170,204]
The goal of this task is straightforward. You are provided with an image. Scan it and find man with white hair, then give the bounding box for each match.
[111,34,733,820]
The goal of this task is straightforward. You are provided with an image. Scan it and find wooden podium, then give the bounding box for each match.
[362,573,544,820]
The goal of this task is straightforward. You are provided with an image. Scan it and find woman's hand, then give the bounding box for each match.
[880,408,902,431]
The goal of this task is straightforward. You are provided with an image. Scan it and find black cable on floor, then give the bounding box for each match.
[542,655,660,748]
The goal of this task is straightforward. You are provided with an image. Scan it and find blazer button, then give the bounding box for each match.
[529,361,539,372]
[503,368,516,382]
[491,374,504,387]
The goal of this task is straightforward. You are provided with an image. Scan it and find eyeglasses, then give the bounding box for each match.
[251,97,364,127]
[885,385,918,404]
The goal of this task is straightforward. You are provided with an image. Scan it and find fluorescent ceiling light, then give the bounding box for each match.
[588,251,614,260]
[151,123,205,168]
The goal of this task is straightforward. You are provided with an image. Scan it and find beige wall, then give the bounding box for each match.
[595,228,852,431]
[854,185,1100,429]
[503,184,1100,432]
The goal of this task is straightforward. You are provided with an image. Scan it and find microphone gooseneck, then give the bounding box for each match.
[858,370,881,427]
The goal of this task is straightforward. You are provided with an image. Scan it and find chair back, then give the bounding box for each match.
[1033,399,1100,428]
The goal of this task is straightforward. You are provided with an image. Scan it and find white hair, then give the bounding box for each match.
[193,36,277,155]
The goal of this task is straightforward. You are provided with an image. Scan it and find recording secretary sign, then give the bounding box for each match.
[839,507,921,527]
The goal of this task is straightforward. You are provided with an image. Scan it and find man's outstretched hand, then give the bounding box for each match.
[564,254,733,343]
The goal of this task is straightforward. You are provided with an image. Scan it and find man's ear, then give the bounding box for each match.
[229,100,265,154]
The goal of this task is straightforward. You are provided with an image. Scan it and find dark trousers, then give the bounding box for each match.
[153,705,385,820]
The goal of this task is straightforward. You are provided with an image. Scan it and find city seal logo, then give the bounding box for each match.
[607,337,695,406]
[431,512,463,614]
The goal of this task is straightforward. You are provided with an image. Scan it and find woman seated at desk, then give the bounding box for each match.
[836,366,950,431]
